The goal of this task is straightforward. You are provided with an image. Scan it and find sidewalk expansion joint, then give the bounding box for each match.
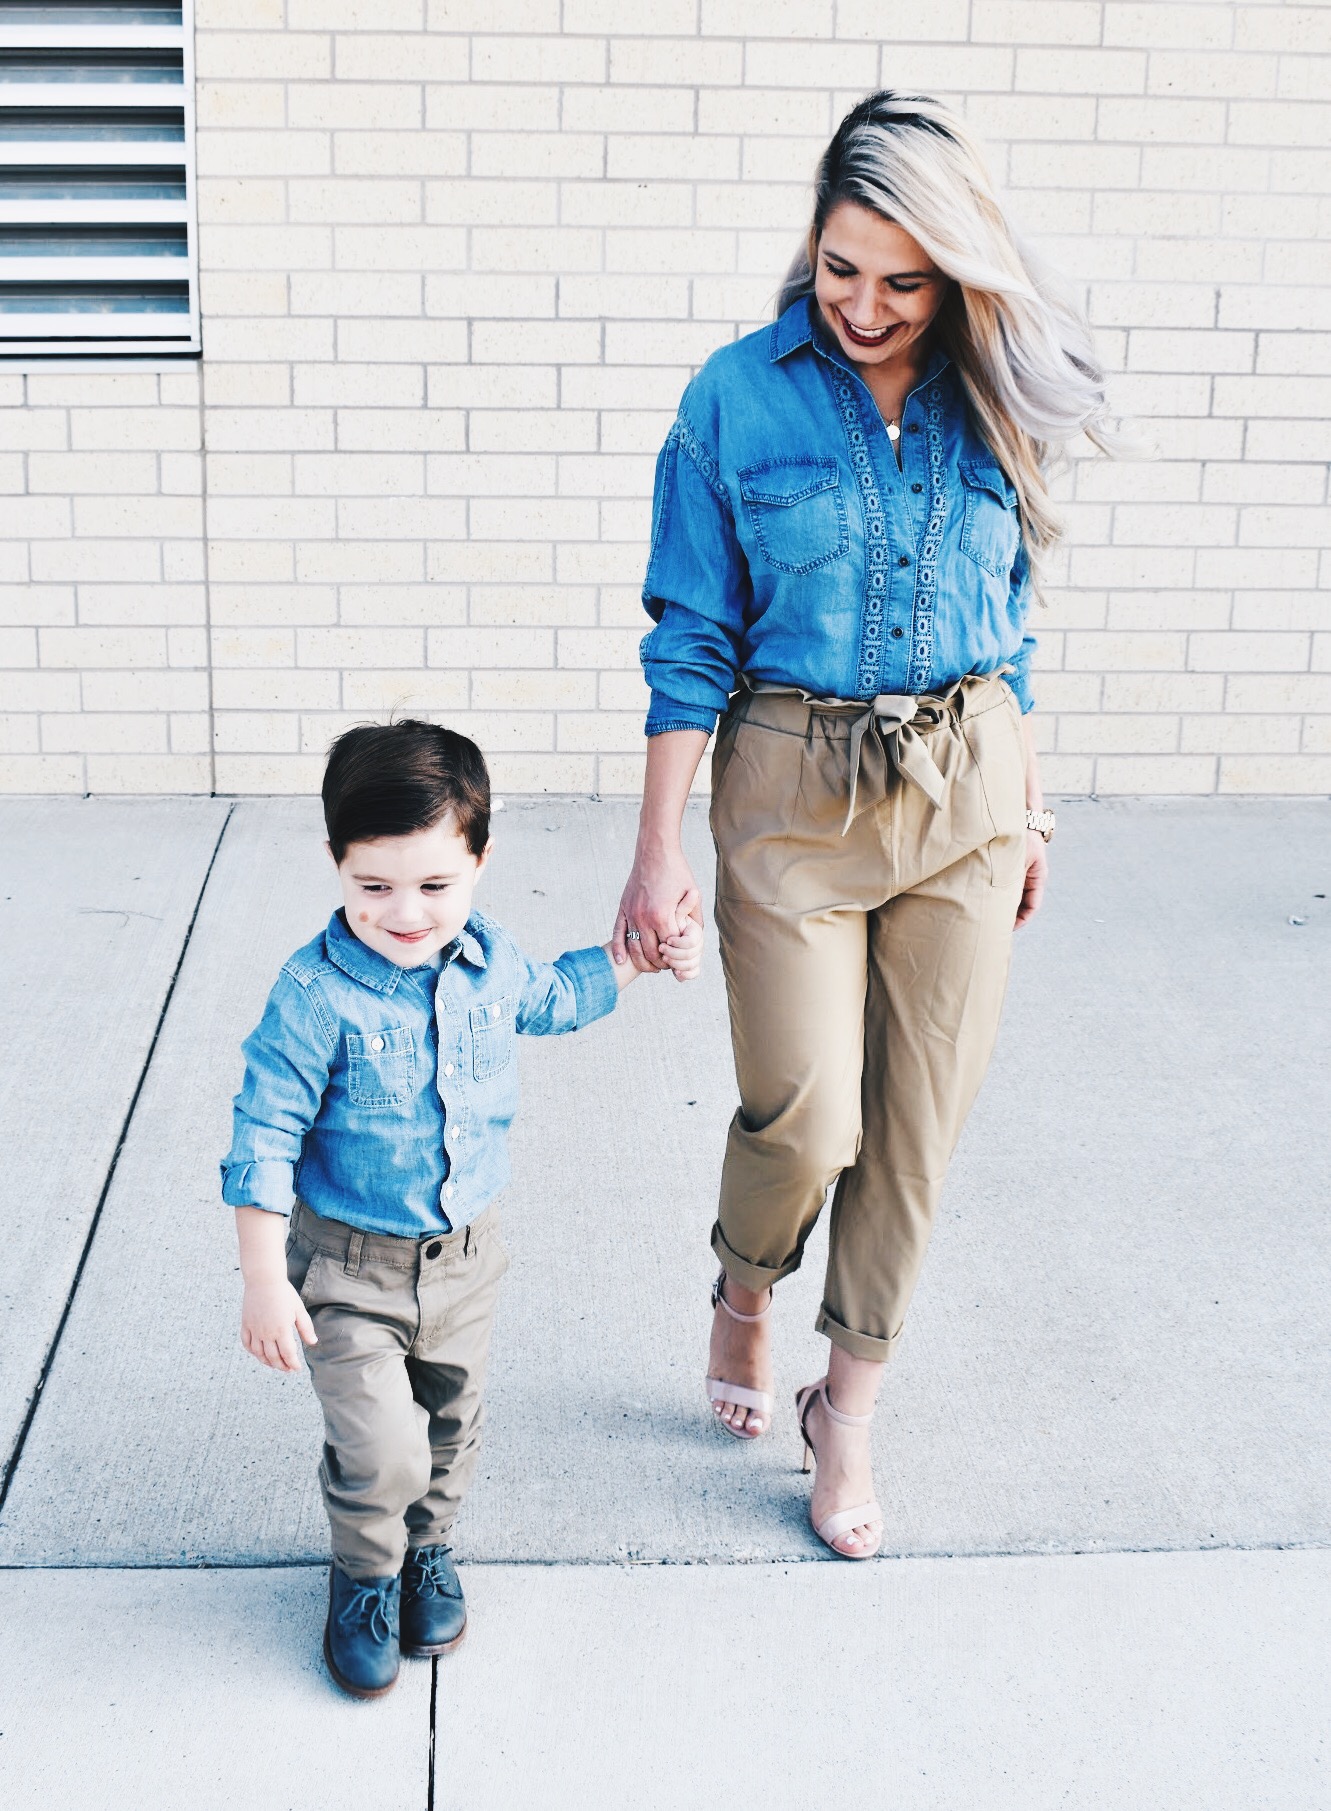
[0,803,236,1516]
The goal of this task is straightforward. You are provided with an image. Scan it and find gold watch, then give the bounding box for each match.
[1025,808,1055,843]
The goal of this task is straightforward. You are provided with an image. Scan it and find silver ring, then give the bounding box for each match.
[625,929,642,942]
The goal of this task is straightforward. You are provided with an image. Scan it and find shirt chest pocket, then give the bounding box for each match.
[959,462,1021,579]
[738,458,848,575]
[346,1026,415,1107]
[469,995,516,1081]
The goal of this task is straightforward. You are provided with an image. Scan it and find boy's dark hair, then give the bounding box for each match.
[322,719,490,862]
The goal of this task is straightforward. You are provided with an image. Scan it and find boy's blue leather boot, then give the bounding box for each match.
[324,1564,401,1699]
[400,1545,467,1656]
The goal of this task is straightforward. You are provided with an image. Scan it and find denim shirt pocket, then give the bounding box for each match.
[959,462,1021,579]
[346,1026,415,1107]
[738,457,848,575]
[469,995,516,1081]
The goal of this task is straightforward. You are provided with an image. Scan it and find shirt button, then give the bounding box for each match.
[898,555,910,567]
[443,1063,454,1076]
[444,1186,454,1199]
[912,482,923,494]
[908,422,920,434]
[370,1036,385,1052]
[891,626,905,639]
[490,1004,501,1021]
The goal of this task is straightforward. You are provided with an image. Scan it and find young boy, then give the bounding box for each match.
[221,720,699,1698]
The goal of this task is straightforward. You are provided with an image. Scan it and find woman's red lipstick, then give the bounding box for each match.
[837,309,900,348]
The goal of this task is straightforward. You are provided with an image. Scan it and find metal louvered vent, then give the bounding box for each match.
[0,1,198,359]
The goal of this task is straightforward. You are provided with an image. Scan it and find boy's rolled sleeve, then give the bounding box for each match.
[219,971,335,1215]
[220,1157,298,1215]
[515,944,617,1038]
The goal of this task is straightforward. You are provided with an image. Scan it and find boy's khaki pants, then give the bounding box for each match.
[709,673,1029,1364]
[286,1199,508,1580]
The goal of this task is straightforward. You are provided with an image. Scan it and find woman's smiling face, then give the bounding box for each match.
[813,201,949,375]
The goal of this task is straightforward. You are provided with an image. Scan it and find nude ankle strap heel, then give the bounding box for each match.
[794,1377,883,1560]
[711,1272,770,1324]
[705,1270,774,1439]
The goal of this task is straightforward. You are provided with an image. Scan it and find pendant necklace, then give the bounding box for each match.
[886,418,901,443]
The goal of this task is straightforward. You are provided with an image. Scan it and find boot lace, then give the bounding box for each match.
[405,1547,459,1601]
[336,1577,398,1643]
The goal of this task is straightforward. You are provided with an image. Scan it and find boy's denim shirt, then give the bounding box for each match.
[220,908,618,1238]
[640,296,1037,736]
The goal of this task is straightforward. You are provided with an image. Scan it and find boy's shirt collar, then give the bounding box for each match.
[325,907,487,993]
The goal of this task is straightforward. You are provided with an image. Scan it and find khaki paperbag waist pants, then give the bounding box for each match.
[709,671,1028,1363]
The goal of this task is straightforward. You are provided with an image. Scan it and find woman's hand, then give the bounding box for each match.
[613,840,703,974]
[1015,830,1048,928]
[1015,714,1048,929]
[614,727,710,974]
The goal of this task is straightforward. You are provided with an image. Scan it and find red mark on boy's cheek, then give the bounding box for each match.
[358,912,369,924]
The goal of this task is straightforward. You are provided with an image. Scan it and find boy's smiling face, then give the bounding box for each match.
[330,814,491,967]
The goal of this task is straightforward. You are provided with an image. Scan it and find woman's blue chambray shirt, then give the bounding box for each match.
[220,908,618,1238]
[640,296,1036,736]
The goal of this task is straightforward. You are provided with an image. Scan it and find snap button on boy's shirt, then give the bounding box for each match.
[220,907,618,1238]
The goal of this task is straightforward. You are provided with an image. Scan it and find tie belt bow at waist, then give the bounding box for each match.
[740,672,1007,834]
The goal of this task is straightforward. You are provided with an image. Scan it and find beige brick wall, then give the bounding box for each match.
[2,0,1328,796]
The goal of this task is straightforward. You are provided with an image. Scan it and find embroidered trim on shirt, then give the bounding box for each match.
[831,371,889,698]
[908,384,948,695]
[672,412,728,503]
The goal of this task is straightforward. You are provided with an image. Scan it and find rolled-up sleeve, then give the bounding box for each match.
[220,972,335,1215]
[640,408,750,738]
[515,944,618,1038]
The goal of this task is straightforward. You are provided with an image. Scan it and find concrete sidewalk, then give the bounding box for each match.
[1,795,1328,1807]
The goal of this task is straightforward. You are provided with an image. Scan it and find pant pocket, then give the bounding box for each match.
[963,699,1028,890]
[710,718,802,906]
[285,1231,315,1297]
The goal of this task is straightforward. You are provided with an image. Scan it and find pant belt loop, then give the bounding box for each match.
[344,1230,364,1278]
[463,1224,471,1258]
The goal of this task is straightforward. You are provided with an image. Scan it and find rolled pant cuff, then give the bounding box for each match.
[710,1221,802,1294]
[814,1304,903,1365]
[405,1520,456,1553]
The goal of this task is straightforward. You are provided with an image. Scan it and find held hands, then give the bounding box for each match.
[603,913,703,988]
[659,914,704,982]
[612,838,704,976]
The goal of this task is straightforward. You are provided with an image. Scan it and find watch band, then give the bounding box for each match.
[1025,808,1055,843]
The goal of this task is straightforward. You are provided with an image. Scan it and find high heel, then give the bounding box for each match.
[705,1271,774,1439]
[794,1378,883,1559]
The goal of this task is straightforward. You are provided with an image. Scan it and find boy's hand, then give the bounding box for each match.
[241,1277,317,1373]
[659,916,703,983]
[235,1206,316,1372]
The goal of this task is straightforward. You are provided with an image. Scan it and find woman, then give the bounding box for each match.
[613,92,1118,1559]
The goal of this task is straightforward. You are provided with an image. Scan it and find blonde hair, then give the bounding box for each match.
[781,91,1123,578]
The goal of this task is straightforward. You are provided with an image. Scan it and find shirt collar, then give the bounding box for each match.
[769,295,816,361]
[771,293,952,392]
[325,909,487,992]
